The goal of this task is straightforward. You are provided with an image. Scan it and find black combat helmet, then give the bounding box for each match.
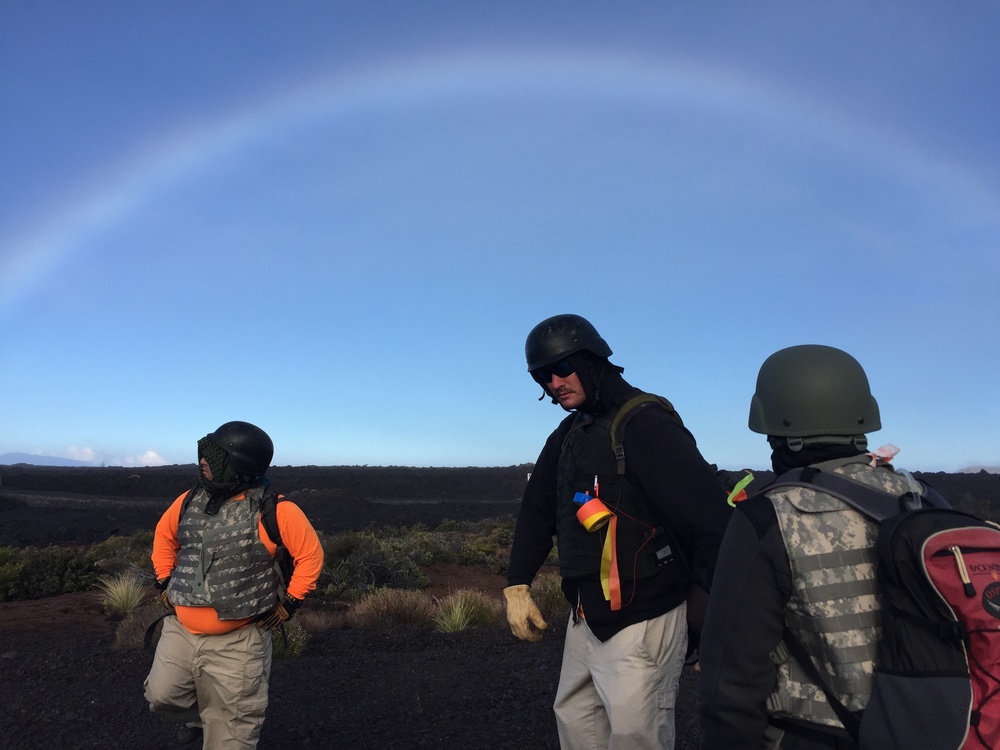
[525,314,612,372]
[748,344,881,438]
[207,421,274,477]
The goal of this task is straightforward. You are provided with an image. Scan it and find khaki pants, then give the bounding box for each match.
[144,615,272,749]
[553,605,687,750]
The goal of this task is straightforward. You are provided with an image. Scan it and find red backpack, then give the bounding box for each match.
[775,468,1000,750]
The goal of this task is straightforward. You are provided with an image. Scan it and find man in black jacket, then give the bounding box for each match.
[504,313,730,750]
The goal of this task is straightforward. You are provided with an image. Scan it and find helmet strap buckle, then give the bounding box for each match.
[786,434,869,452]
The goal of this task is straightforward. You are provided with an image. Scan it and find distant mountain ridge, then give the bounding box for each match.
[1,451,997,473]
[962,466,1000,474]
[0,453,94,467]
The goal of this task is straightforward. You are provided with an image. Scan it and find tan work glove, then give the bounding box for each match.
[257,595,302,631]
[503,584,548,642]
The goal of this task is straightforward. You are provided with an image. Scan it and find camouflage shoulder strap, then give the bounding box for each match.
[610,393,683,476]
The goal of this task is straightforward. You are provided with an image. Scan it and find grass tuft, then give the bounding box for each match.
[96,570,147,615]
[434,589,502,632]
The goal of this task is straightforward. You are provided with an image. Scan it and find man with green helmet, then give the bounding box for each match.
[699,345,914,749]
[504,314,731,750]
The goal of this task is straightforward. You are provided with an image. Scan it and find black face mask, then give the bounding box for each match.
[768,438,865,475]
[196,437,247,514]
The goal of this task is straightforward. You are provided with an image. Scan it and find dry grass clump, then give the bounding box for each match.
[435,589,502,632]
[295,604,351,632]
[349,587,437,628]
[96,570,147,615]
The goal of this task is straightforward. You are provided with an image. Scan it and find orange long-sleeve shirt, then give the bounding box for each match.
[151,489,324,635]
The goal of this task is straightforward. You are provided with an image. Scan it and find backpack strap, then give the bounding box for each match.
[780,626,863,740]
[259,487,283,547]
[769,466,955,740]
[610,393,683,476]
[179,486,198,518]
[770,466,949,523]
[259,488,294,589]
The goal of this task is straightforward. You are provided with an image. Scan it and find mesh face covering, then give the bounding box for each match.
[196,436,251,515]
[197,437,241,488]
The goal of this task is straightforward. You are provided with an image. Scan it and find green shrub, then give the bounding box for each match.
[319,517,520,599]
[320,530,368,562]
[454,520,516,575]
[0,545,98,602]
[322,540,429,600]
[435,589,501,633]
[97,570,147,615]
[530,572,569,625]
[271,619,310,660]
[87,531,154,577]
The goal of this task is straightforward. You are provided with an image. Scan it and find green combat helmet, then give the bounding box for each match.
[748,344,880,446]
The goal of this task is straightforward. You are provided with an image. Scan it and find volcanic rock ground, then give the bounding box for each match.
[1,464,996,749]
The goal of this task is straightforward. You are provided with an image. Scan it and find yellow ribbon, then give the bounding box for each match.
[600,515,621,610]
[576,498,622,610]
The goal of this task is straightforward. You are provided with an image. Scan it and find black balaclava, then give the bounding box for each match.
[569,351,628,415]
[768,437,865,476]
[197,436,251,515]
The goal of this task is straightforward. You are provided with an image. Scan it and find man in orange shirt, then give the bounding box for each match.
[144,421,324,748]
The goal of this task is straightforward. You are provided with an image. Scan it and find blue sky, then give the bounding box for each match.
[1,2,998,472]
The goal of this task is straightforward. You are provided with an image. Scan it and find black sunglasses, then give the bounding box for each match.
[532,359,576,384]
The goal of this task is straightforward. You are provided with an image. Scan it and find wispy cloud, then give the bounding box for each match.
[124,450,169,467]
[66,446,97,462]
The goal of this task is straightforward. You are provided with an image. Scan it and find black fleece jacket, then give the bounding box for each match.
[507,367,731,641]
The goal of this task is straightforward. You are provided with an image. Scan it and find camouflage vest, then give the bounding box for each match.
[167,485,278,620]
[765,458,910,729]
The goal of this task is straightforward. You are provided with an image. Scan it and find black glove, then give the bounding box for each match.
[257,595,302,631]
[154,577,173,610]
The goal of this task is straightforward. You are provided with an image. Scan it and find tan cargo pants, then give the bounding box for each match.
[553,604,687,750]
[144,615,272,749]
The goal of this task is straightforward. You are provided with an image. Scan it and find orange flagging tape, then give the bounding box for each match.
[576,497,611,531]
[600,514,621,610]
